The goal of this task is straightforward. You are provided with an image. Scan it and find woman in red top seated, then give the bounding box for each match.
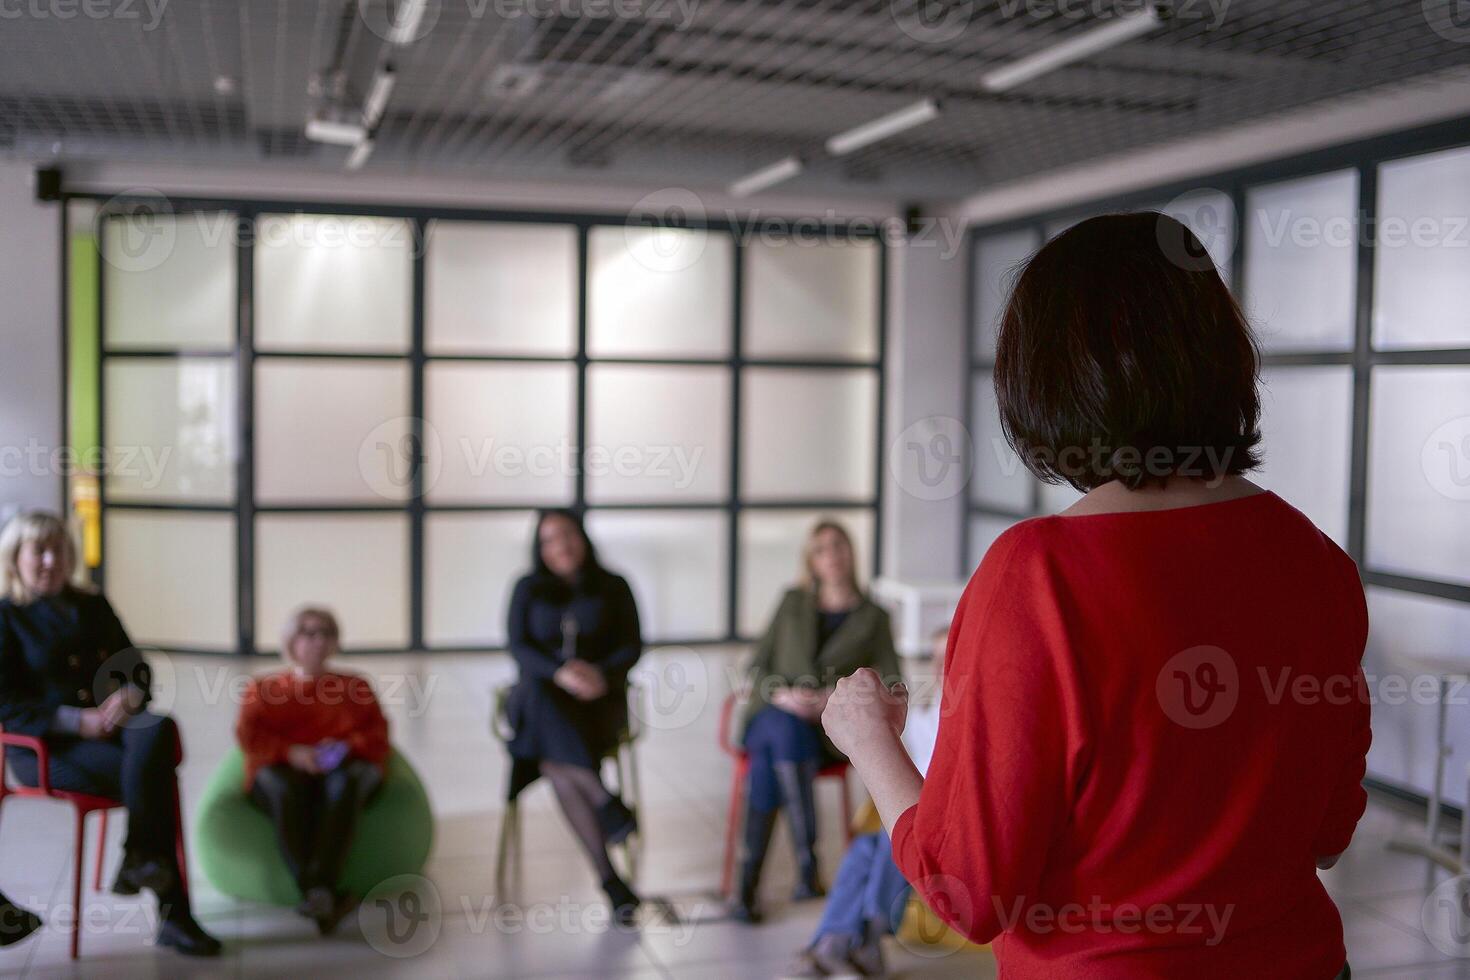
[824,212,1368,979]
[236,606,390,934]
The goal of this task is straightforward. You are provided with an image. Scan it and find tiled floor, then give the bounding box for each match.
[1,646,1466,978]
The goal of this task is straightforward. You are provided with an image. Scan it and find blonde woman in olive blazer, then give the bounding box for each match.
[729,520,901,924]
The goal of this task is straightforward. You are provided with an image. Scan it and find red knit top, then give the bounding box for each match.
[891,492,1370,979]
[235,671,390,790]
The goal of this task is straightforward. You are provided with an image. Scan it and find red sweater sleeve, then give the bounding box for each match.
[890,524,1091,945]
[345,676,390,769]
[236,677,292,784]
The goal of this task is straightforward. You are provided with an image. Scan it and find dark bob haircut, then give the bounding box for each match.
[993,211,1262,492]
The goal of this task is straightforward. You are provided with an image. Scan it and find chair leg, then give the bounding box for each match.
[71,809,86,960]
[494,800,518,896]
[721,765,744,898]
[93,810,109,891]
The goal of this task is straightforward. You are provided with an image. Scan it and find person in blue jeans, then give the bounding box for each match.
[786,625,948,979]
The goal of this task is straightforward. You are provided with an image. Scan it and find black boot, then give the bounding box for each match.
[602,872,641,928]
[729,802,777,923]
[155,908,222,957]
[0,891,42,947]
[775,761,824,901]
[112,848,176,896]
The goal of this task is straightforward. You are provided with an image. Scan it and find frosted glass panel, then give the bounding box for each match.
[1367,367,1470,585]
[426,221,577,356]
[424,511,538,648]
[741,369,876,501]
[1364,587,1470,806]
[424,362,575,504]
[969,371,1033,511]
[104,511,235,649]
[104,358,236,503]
[587,226,731,357]
[255,214,412,352]
[256,513,409,650]
[738,509,874,636]
[103,212,235,350]
[1243,170,1358,351]
[1255,367,1353,545]
[968,514,1018,573]
[1374,146,1470,350]
[1154,189,1236,286]
[255,360,411,504]
[744,240,879,359]
[973,228,1038,362]
[584,510,728,640]
[586,365,730,503]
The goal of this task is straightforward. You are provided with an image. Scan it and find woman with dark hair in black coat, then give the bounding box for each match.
[505,509,643,922]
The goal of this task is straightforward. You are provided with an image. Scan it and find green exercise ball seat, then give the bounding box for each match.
[194,746,433,906]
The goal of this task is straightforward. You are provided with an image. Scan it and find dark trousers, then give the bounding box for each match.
[6,714,180,857]
[743,705,826,812]
[248,759,382,895]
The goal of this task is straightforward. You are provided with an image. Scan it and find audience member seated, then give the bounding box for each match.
[822,212,1369,980]
[731,519,901,924]
[0,511,220,956]
[504,509,643,924]
[787,624,948,978]
[235,605,389,935]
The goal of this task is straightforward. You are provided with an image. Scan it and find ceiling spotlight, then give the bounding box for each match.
[363,66,396,129]
[729,156,804,198]
[305,116,368,146]
[346,139,375,171]
[825,99,940,157]
[980,5,1164,92]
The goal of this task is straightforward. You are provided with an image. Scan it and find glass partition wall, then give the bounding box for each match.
[80,202,884,655]
[964,123,1470,805]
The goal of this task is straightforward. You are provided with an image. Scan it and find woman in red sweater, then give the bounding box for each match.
[824,212,1368,979]
[236,606,390,934]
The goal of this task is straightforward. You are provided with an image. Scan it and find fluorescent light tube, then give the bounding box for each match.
[981,6,1163,92]
[346,139,375,170]
[305,117,368,146]
[388,0,428,45]
[363,67,396,129]
[825,99,940,157]
[729,156,804,197]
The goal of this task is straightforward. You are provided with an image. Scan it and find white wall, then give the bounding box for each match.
[0,162,64,520]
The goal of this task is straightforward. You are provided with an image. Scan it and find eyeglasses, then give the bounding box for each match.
[296,627,337,640]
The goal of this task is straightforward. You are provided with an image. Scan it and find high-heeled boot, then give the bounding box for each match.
[729,800,777,923]
[775,761,825,900]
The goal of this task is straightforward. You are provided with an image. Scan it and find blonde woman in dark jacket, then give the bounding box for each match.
[730,519,900,923]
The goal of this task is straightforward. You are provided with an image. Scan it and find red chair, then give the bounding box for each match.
[718,692,854,898]
[0,725,188,960]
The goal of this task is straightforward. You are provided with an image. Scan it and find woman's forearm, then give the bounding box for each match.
[845,725,924,833]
